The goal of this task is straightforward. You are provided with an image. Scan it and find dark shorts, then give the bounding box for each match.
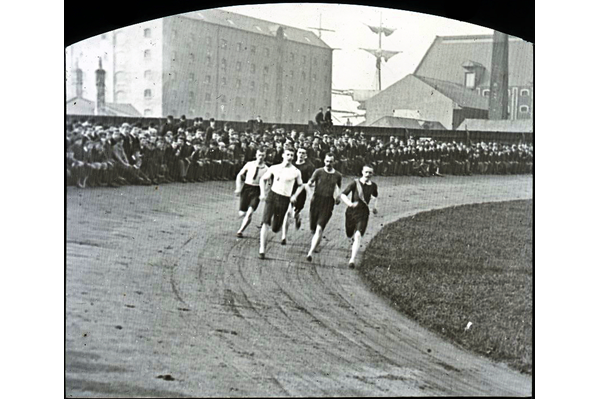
[240,184,260,212]
[309,195,335,232]
[293,189,307,213]
[345,207,370,238]
[262,191,291,233]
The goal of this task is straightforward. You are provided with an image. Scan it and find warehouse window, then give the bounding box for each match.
[144,28,151,38]
[205,93,211,102]
[482,89,490,97]
[236,79,241,89]
[143,70,151,79]
[237,42,242,51]
[220,39,227,50]
[144,89,152,98]
[519,105,530,113]
[189,72,195,81]
[302,71,306,80]
[206,55,211,66]
[144,49,151,59]
[144,109,152,116]
[264,66,269,75]
[465,72,475,88]
[236,61,242,72]
[250,81,255,90]
[250,45,256,54]
[221,58,227,71]
[204,75,211,84]
[189,91,195,101]
[263,83,269,93]
[221,77,227,86]
[251,64,256,73]
[265,48,270,57]
[520,88,530,97]
[206,36,211,46]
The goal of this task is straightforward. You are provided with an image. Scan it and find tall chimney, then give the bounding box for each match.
[95,58,106,115]
[488,31,509,120]
[75,60,83,98]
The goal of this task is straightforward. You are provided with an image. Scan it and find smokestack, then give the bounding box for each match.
[75,60,83,98]
[95,58,106,115]
[488,31,509,120]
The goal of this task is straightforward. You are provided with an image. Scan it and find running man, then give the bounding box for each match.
[258,147,304,259]
[305,153,343,262]
[234,147,268,237]
[339,164,379,269]
[281,147,315,244]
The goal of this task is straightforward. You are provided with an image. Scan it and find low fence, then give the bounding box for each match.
[66,114,533,144]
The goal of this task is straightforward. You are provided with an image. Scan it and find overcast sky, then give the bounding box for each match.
[221,3,494,91]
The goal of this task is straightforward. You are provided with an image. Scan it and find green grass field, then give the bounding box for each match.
[360,200,533,374]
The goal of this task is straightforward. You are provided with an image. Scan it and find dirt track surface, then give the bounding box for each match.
[66,175,533,397]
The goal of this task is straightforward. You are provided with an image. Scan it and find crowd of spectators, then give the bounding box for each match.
[66,116,534,188]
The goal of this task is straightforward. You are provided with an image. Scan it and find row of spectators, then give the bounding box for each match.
[66,119,533,188]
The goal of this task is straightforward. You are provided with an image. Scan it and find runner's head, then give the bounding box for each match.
[324,153,335,171]
[283,148,295,164]
[362,165,374,180]
[296,147,307,163]
[255,147,266,163]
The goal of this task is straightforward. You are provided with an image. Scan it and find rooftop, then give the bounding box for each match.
[180,9,331,50]
[414,75,490,110]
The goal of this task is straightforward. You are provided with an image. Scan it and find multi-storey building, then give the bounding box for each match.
[66,8,333,124]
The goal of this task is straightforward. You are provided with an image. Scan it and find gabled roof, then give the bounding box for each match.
[414,75,490,110]
[180,9,331,50]
[414,34,533,87]
[66,97,142,117]
[370,116,446,130]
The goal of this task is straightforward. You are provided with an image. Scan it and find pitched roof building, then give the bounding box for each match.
[365,34,533,130]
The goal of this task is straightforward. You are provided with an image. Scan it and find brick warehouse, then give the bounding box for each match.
[66,8,333,123]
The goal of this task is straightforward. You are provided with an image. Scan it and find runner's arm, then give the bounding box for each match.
[259,167,273,200]
[371,196,378,214]
[290,171,304,203]
[235,163,249,194]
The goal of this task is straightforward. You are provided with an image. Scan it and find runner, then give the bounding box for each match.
[281,147,315,244]
[305,153,343,262]
[339,164,379,269]
[258,147,304,259]
[234,147,268,237]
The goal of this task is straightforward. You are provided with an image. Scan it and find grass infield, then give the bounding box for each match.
[359,200,532,374]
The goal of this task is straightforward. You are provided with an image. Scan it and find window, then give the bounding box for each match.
[204,75,211,84]
[221,77,227,86]
[303,55,306,64]
[250,81,255,90]
[189,72,195,81]
[189,53,195,62]
[205,93,211,102]
[263,83,269,93]
[264,66,269,75]
[114,71,126,84]
[482,89,490,97]
[144,28,151,38]
[520,88,530,97]
[236,79,241,89]
[251,64,256,73]
[144,49,151,59]
[144,89,152,98]
[237,42,242,52]
[519,105,530,113]
[302,71,306,80]
[189,91,195,101]
[221,95,227,103]
[465,72,475,88]
[144,109,152,116]
[290,71,294,79]
[289,86,293,94]
[143,70,151,79]
[300,88,304,95]
[265,48,270,57]
[115,91,126,103]
[236,61,242,72]
[312,73,316,82]
[250,46,256,55]
[290,52,295,62]
[172,51,177,61]
[206,36,211,46]
[221,58,227,71]
[206,56,212,66]
[264,99,268,108]
[220,39,227,49]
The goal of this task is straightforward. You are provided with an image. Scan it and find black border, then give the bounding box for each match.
[65,0,534,47]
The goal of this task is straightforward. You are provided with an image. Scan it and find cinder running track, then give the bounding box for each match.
[66,175,533,397]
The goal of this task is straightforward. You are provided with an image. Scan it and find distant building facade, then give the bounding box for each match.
[66,9,333,123]
[365,34,533,130]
